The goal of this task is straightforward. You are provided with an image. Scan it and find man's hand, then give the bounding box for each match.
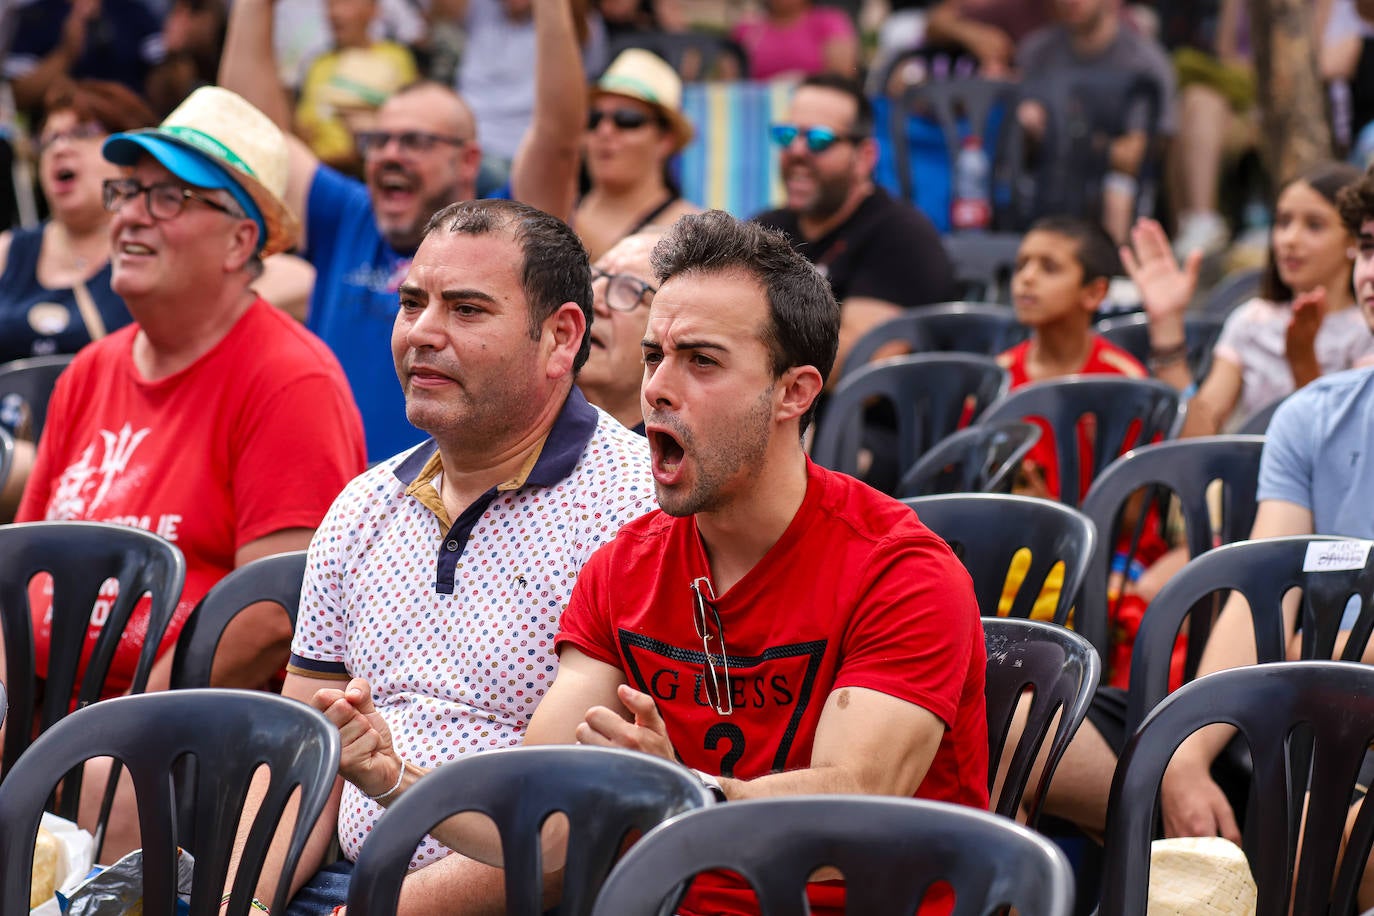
[310,678,402,798]
[1160,755,1241,843]
[1285,288,1325,388]
[1120,218,1200,340]
[575,684,678,762]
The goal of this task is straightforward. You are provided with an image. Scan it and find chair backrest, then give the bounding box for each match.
[1199,266,1263,318]
[1101,663,1374,916]
[0,353,74,440]
[812,353,1008,486]
[902,493,1096,626]
[592,795,1076,915]
[983,618,1100,825]
[170,550,308,690]
[1237,394,1286,434]
[1093,313,1225,383]
[0,521,186,779]
[978,376,1182,510]
[941,233,1024,303]
[1078,435,1265,665]
[897,419,1040,497]
[891,77,1029,229]
[0,425,13,494]
[841,302,1028,380]
[0,680,6,732]
[1124,535,1374,734]
[346,745,714,916]
[0,689,340,916]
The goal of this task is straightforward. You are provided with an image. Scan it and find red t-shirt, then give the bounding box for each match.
[996,334,1147,501]
[556,459,988,916]
[17,298,367,696]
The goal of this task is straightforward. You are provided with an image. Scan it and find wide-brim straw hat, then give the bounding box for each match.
[591,48,695,153]
[102,86,300,257]
[1148,837,1258,915]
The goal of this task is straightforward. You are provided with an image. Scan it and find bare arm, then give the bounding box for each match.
[822,30,859,79]
[219,0,318,240]
[829,296,903,388]
[925,0,1014,75]
[9,0,95,110]
[508,0,585,221]
[1180,357,1244,437]
[1159,499,1313,840]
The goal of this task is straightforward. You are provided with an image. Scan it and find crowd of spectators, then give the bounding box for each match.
[8,0,1374,912]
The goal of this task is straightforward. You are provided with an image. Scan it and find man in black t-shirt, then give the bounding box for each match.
[753,74,956,381]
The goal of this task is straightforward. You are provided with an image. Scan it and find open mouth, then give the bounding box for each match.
[649,428,685,482]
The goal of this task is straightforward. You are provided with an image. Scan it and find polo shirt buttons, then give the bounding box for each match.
[445,540,459,552]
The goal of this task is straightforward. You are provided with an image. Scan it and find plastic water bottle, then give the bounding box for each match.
[951,135,991,231]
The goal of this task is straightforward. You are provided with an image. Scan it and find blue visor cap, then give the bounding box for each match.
[102,131,267,251]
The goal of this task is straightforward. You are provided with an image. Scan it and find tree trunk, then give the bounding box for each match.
[1247,0,1332,185]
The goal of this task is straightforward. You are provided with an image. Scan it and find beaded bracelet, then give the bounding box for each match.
[367,763,406,802]
[220,894,270,914]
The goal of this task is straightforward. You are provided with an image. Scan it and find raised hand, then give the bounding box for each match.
[1120,218,1201,332]
[1285,287,1326,380]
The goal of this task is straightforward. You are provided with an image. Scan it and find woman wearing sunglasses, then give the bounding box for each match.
[576,49,700,260]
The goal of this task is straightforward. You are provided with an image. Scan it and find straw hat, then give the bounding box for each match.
[102,86,300,256]
[1148,837,1258,915]
[591,49,695,152]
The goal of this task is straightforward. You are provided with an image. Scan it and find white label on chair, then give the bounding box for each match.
[1302,540,1374,572]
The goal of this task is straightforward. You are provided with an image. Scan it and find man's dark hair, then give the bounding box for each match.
[796,74,874,138]
[1337,162,1374,239]
[650,210,839,434]
[1027,214,1122,284]
[424,200,594,371]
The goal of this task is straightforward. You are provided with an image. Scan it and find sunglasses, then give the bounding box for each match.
[768,123,865,154]
[690,576,732,716]
[588,108,662,131]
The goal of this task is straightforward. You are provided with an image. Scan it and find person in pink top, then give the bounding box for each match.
[731,0,859,81]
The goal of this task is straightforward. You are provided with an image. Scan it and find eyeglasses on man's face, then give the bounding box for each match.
[768,123,865,154]
[354,130,468,157]
[101,178,241,221]
[591,266,656,312]
[690,576,733,716]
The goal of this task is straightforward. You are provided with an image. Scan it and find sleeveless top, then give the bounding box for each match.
[0,224,132,364]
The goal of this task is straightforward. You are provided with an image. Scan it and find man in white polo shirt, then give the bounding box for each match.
[231,198,655,914]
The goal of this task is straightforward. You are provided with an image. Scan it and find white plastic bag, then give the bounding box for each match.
[29,813,95,915]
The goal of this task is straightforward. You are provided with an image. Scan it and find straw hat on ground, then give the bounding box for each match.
[1148,836,1257,915]
[592,48,695,153]
[102,86,300,256]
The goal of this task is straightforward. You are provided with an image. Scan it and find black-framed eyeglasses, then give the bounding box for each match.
[591,266,656,312]
[37,121,105,153]
[354,130,468,157]
[768,123,865,154]
[587,108,663,131]
[690,576,732,716]
[101,178,240,221]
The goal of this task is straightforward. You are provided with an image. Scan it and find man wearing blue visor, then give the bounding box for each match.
[13,86,367,859]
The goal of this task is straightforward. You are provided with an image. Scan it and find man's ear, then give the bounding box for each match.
[544,301,588,380]
[776,365,824,424]
[224,219,260,274]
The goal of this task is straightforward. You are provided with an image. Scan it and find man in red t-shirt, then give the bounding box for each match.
[11,88,365,858]
[314,212,987,915]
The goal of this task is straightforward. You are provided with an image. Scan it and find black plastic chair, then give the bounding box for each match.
[0,425,13,494]
[1236,394,1287,435]
[0,353,74,441]
[1123,534,1369,735]
[978,376,1183,510]
[346,745,714,916]
[983,618,1100,826]
[841,302,1028,381]
[897,419,1040,497]
[941,232,1024,303]
[1094,313,1225,383]
[1199,265,1263,319]
[1078,435,1266,668]
[0,521,186,857]
[592,795,1076,915]
[170,550,307,690]
[1101,662,1374,915]
[604,31,748,81]
[891,77,1030,230]
[0,689,340,916]
[812,353,1008,487]
[0,680,6,732]
[902,493,1096,627]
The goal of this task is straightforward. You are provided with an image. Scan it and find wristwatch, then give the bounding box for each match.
[691,768,728,803]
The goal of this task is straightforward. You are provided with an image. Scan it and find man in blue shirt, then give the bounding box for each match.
[220,0,584,462]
